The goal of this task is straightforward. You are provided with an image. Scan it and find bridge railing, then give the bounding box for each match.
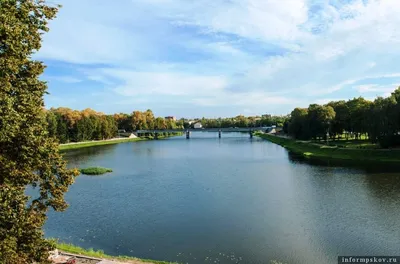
[136,127,270,133]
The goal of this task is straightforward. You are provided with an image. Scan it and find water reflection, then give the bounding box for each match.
[287,152,400,173]
[45,135,400,264]
[62,144,117,167]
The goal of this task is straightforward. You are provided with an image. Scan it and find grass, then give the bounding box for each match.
[55,242,284,264]
[55,242,177,264]
[59,137,144,151]
[79,167,113,175]
[59,133,184,151]
[319,139,379,149]
[256,132,400,163]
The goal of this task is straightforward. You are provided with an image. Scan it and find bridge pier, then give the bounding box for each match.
[218,130,222,138]
[186,130,190,139]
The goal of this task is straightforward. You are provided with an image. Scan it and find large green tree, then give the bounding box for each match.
[0,1,78,263]
[288,108,309,139]
[307,104,336,140]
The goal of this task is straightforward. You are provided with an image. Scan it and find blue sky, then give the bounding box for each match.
[36,0,400,118]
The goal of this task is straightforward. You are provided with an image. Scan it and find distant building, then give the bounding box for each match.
[165,116,176,121]
[194,122,203,129]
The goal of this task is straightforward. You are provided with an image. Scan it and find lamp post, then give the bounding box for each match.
[326,121,330,145]
[326,131,329,145]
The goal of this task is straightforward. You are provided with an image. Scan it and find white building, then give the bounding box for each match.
[194,122,203,129]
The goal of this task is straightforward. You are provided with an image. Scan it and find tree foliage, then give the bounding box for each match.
[44,108,183,143]
[0,1,78,263]
[286,87,400,148]
[181,115,288,129]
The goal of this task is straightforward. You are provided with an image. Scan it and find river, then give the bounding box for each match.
[45,133,400,264]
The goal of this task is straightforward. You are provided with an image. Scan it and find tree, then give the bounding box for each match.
[327,100,348,139]
[155,117,167,129]
[346,97,371,139]
[307,104,336,140]
[0,1,78,263]
[144,109,155,130]
[45,110,58,138]
[131,111,145,130]
[288,108,309,139]
[55,113,68,143]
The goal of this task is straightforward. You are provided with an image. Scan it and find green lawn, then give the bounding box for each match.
[59,133,184,151]
[310,139,379,149]
[256,133,400,163]
[59,138,144,151]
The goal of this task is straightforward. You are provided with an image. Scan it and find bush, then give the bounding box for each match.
[79,167,113,175]
[378,135,400,149]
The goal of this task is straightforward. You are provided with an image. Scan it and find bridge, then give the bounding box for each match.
[135,127,272,139]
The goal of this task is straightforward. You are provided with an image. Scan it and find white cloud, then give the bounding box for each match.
[37,0,400,115]
[47,76,82,83]
[101,69,227,96]
[354,83,399,94]
[314,98,345,105]
[192,93,298,107]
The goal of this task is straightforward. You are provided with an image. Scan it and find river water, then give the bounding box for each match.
[45,133,400,264]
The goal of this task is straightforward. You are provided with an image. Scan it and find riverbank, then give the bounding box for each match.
[59,138,144,151]
[256,133,400,163]
[59,133,182,151]
[54,243,285,264]
[54,243,177,264]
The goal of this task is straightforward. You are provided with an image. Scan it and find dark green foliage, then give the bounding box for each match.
[288,108,309,139]
[378,135,400,149]
[0,1,79,263]
[286,87,400,148]
[180,114,288,129]
[79,167,113,175]
[307,104,335,140]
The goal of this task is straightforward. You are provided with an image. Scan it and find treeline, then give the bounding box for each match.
[285,87,400,148]
[183,115,287,129]
[114,110,183,131]
[45,108,183,143]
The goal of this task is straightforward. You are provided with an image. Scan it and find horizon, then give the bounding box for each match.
[36,0,400,118]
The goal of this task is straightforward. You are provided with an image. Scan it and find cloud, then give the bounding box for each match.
[36,0,400,116]
[354,83,399,94]
[99,69,227,96]
[47,76,82,83]
[192,93,298,107]
[314,98,345,105]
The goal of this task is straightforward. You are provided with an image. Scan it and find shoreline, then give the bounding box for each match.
[256,132,400,163]
[53,242,177,264]
[59,134,183,151]
[59,137,145,151]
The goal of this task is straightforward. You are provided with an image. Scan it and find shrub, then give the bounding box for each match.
[79,167,113,175]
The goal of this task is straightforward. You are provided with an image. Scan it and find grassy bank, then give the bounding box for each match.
[59,133,184,151]
[256,133,400,163]
[59,138,144,151]
[56,242,177,264]
[56,242,285,264]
